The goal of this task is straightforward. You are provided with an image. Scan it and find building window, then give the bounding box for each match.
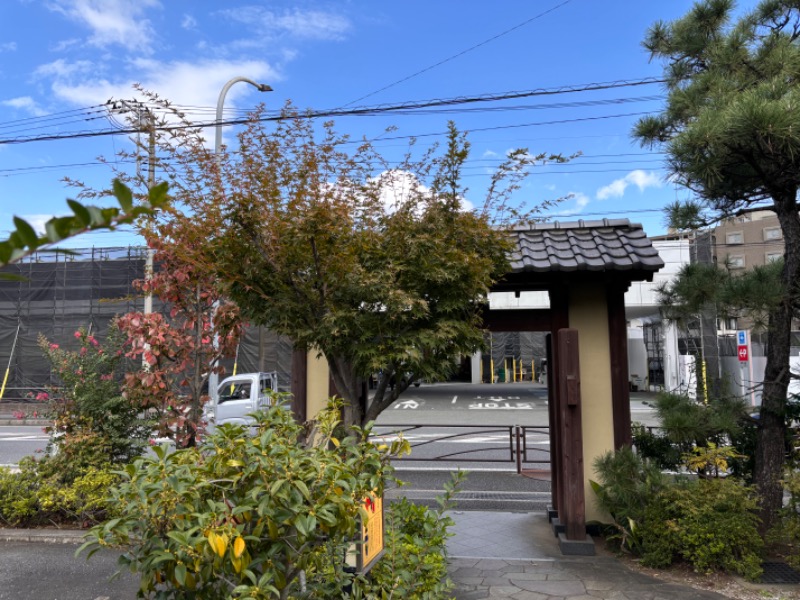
[728,255,745,269]
[717,317,738,331]
[766,252,783,263]
[726,231,743,245]
[763,227,782,241]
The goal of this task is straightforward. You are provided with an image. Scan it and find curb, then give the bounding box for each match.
[0,528,87,545]
[0,418,51,426]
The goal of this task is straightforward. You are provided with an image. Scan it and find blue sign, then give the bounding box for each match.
[737,330,747,345]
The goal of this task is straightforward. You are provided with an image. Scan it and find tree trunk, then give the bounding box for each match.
[362,371,410,425]
[755,191,800,534]
[328,356,362,427]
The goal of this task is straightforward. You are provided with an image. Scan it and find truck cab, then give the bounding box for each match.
[205,372,278,429]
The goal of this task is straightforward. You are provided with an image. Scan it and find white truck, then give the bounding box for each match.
[205,371,279,429]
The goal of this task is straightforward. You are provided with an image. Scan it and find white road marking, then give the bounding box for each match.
[452,395,458,404]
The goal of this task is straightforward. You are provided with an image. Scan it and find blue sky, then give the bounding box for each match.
[0,0,712,248]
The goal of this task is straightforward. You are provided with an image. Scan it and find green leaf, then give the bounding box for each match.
[44,219,64,243]
[67,199,91,226]
[12,217,39,249]
[174,563,187,587]
[113,179,134,212]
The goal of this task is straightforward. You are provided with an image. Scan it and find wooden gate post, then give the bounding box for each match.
[557,328,586,542]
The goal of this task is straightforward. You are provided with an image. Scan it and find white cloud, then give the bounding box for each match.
[48,0,160,53]
[181,14,197,30]
[42,57,279,110]
[371,170,474,213]
[1,96,47,116]
[219,7,351,41]
[0,42,16,52]
[596,169,662,200]
[18,214,56,234]
[34,59,95,79]
[556,192,590,217]
[482,149,498,158]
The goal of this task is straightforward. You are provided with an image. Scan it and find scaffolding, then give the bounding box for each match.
[0,246,293,402]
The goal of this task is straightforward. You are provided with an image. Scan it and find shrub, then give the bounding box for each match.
[639,478,763,580]
[80,401,408,599]
[0,457,119,527]
[40,324,151,465]
[591,446,666,552]
[632,423,682,471]
[360,471,464,599]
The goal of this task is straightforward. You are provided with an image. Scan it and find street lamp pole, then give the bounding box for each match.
[208,77,272,400]
[214,77,272,155]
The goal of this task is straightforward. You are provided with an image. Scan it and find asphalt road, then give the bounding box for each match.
[0,383,660,469]
[0,542,139,600]
[0,425,48,467]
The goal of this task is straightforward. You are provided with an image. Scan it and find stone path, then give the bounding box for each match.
[445,511,729,599]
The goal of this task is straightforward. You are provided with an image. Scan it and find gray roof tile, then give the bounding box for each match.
[508,219,664,275]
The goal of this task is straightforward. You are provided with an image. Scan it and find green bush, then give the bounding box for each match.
[0,457,119,527]
[591,446,666,552]
[360,472,464,599]
[80,401,409,599]
[40,325,152,466]
[632,423,682,471]
[639,478,763,580]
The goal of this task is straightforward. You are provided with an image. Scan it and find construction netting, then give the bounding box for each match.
[482,332,547,383]
[0,246,293,402]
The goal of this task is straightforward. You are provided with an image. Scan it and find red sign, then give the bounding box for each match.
[738,345,749,362]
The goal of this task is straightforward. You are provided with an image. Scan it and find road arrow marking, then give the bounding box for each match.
[394,399,419,409]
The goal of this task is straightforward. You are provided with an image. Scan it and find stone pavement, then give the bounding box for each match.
[445,510,729,599]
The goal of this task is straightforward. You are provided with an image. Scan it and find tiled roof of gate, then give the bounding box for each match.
[508,219,664,274]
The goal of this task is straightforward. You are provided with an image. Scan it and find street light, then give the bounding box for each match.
[209,77,272,398]
[214,77,272,155]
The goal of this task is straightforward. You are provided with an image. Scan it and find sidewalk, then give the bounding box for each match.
[0,513,734,599]
[446,511,730,600]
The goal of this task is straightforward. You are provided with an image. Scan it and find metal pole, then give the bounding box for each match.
[214,77,272,155]
[0,323,21,400]
[208,77,272,398]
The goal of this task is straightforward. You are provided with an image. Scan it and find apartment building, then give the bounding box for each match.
[713,208,784,271]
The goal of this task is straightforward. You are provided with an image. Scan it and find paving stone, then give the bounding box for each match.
[514,579,587,596]
[451,567,485,577]
[487,585,522,597]
[499,564,527,573]
[474,559,513,571]
[507,572,549,581]
[510,591,550,600]
[453,589,491,600]
[480,576,515,587]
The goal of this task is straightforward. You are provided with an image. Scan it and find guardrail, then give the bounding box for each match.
[371,424,550,474]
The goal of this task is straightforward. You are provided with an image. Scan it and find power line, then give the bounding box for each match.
[341,0,574,106]
[0,78,665,147]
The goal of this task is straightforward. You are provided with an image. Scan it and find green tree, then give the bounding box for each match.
[95,98,566,428]
[634,0,800,531]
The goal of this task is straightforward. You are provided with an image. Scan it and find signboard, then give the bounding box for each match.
[737,330,747,346]
[360,493,384,570]
[347,491,385,573]
[738,345,749,362]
